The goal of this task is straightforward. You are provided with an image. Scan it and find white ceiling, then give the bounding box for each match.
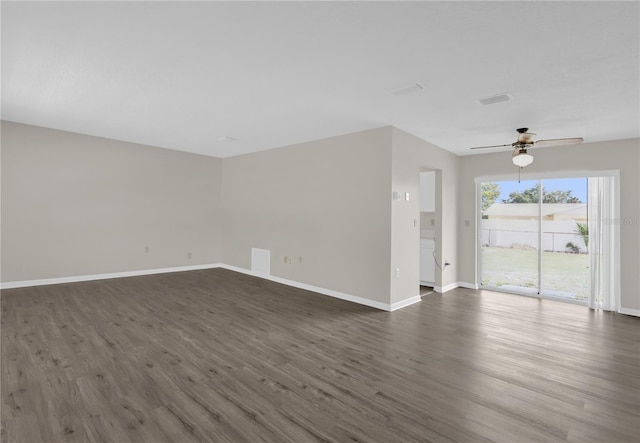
[2,1,639,158]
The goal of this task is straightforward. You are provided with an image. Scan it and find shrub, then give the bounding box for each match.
[565,242,581,254]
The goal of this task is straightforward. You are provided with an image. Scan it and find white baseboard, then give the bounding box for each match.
[219,264,412,312]
[0,263,223,290]
[458,281,479,290]
[435,282,459,293]
[434,281,479,293]
[389,296,422,311]
[618,307,640,317]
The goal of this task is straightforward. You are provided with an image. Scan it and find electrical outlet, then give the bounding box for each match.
[187,252,192,259]
[145,246,149,253]
[395,268,400,277]
[299,256,303,263]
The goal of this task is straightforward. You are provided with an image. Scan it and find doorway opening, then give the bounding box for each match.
[419,170,438,294]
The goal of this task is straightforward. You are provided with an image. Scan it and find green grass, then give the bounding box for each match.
[481,247,590,301]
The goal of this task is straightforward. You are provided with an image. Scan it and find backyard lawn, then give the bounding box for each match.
[481,247,590,301]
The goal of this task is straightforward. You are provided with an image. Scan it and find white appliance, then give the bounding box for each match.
[420,233,435,286]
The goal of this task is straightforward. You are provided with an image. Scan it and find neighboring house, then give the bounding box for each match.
[484,203,587,222]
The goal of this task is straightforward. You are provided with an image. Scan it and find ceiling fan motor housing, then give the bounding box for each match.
[515,128,536,145]
[513,147,528,156]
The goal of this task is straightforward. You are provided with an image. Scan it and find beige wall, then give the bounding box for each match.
[390,131,421,303]
[220,126,461,306]
[220,127,393,304]
[1,121,222,282]
[458,138,640,311]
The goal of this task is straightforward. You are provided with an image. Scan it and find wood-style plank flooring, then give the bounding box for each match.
[2,268,639,442]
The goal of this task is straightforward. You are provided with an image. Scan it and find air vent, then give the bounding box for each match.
[391,82,424,96]
[477,93,513,106]
[217,136,237,143]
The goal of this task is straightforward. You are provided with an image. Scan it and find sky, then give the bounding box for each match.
[490,177,588,203]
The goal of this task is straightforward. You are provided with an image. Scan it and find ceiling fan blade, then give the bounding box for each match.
[517,132,536,143]
[534,137,584,147]
[469,143,512,150]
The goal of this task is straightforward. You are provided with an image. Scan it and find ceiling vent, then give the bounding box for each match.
[477,93,513,106]
[391,82,424,96]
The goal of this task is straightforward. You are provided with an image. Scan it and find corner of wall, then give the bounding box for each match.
[219,126,395,307]
[389,127,461,303]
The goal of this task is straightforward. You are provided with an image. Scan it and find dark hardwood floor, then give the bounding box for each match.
[2,268,639,442]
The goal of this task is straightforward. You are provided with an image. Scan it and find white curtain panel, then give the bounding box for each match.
[588,176,617,311]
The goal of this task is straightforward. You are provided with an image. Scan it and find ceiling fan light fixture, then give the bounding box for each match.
[512,149,534,167]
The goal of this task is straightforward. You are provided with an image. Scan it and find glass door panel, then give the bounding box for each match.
[540,178,590,302]
[480,179,539,294]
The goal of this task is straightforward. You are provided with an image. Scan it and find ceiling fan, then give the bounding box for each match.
[470,128,584,167]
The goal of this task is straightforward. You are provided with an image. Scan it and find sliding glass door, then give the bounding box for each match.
[481,180,540,295]
[480,177,590,303]
[540,178,590,302]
